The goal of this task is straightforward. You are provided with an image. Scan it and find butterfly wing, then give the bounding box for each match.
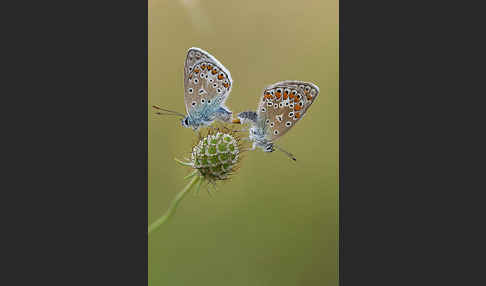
[256,81,319,141]
[183,47,233,119]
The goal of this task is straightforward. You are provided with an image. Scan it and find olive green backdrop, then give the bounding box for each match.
[149,0,338,285]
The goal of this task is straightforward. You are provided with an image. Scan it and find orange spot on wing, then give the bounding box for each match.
[207,65,212,70]
[307,95,313,100]
[194,68,200,73]
[289,93,295,99]
[295,112,301,118]
[294,105,302,111]
[294,97,300,103]
[223,83,229,88]
[201,64,206,69]
[283,91,289,99]
[275,91,281,99]
[218,74,224,80]
[212,69,218,75]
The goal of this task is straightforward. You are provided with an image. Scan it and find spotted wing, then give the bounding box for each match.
[183,47,233,117]
[256,81,319,141]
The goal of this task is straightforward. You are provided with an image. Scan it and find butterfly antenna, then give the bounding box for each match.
[152,105,185,117]
[154,112,184,116]
[273,144,297,162]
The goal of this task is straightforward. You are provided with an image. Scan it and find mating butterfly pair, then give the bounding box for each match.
[153,47,319,161]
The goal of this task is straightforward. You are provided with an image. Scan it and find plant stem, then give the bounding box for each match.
[148,170,200,235]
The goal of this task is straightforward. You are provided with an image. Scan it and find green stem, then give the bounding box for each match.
[148,170,200,235]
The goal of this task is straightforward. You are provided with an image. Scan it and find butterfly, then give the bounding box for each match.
[232,81,319,161]
[153,47,234,131]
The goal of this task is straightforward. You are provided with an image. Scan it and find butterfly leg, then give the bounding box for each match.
[232,126,249,133]
[247,142,257,151]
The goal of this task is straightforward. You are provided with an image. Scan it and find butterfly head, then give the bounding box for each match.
[263,142,275,153]
[181,116,190,128]
[181,115,201,131]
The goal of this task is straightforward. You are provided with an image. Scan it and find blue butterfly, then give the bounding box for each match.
[153,47,233,131]
[233,81,320,161]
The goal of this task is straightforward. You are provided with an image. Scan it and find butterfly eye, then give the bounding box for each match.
[285,121,292,127]
[289,111,294,117]
[274,130,279,135]
[213,83,217,88]
[188,88,193,93]
[270,122,275,127]
[194,78,199,84]
[201,99,205,103]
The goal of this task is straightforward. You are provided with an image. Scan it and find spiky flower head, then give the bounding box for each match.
[177,127,245,184]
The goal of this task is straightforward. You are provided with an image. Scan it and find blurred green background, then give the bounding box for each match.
[149,0,338,285]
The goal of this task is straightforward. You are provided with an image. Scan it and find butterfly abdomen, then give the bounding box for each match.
[236,111,258,124]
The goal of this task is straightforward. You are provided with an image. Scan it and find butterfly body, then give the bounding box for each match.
[235,81,320,160]
[182,105,232,130]
[154,47,233,131]
[237,111,274,152]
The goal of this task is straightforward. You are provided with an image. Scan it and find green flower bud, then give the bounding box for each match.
[190,128,243,182]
